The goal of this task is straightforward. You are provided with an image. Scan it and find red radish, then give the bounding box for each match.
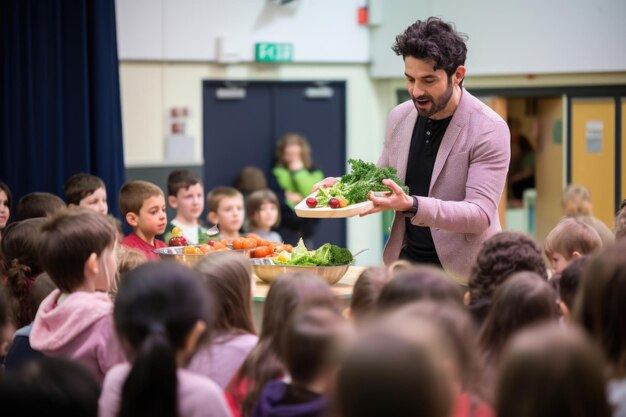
[329,198,340,209]
[306,197,318,208]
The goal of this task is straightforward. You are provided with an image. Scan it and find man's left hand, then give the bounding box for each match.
[360,179,413,216]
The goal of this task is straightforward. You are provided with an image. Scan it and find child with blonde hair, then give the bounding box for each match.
[119,180,167,260]
[30,209,125,383]
[544,217,602,274]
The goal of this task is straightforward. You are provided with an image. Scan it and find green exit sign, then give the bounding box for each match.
[255,43,293,63]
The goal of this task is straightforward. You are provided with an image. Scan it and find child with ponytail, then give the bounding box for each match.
[99,261,231,417]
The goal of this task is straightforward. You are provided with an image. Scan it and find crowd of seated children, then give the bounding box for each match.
[64,173,109,215]
[119,180,167,260]
[29,209,125,383]
[163,169,208,245]
[206,186,245,242]
[3,173,626,417]
[188,251,259,389]
[543,217,602,275]
[245,189,282,242]
[0,182,11,242]
[99,262,230,417]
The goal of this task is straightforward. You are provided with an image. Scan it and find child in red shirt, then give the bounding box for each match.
[119,180,167,260]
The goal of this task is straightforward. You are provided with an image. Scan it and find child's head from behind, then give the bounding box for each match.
[496,324,610,417]
[393,300,486,401]
[0,356,100,417]
[64,173,107,215]
[114,262,210,417]
[349,266,391,324]
[557,256,588,322]
[119,180,166,237]
[469,231,547,303]
[206,186,244,234]
[574,240,626,376]
[166,170,204,223]
[561,184,592,217]
[194,251,255,335]
[1,218,46,327]
[377,266,463,312]
[284,305,349,389]
[234,166,268,195]
[544,217,602,274]
[246,189,280,231]
[479,272,557,364]
[336,316,453,417]
[16,192,66,221]
[39,209,117,293]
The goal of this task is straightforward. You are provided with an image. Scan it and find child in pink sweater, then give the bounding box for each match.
[30,209,125,384]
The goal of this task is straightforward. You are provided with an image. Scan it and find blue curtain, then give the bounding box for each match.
[0,0,125,217]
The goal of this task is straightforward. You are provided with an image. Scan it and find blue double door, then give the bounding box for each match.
[202,80,347,247]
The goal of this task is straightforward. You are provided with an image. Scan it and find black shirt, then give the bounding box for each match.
[403,115,452,265]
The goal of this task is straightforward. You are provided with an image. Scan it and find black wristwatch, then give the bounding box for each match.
[404,195,418,215]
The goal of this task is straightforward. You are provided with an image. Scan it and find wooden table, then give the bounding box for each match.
[252,265,365,301]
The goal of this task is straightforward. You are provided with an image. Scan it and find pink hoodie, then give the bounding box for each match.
[30,289,126,384]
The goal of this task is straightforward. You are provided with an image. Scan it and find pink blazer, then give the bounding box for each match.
[379,89,510,283]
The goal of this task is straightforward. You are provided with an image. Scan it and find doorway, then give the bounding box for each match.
[202,80,347,247]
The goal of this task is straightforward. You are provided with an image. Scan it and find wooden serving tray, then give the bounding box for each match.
[294,194,374,218]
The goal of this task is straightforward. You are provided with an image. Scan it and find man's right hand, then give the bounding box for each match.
[312,177,340,192]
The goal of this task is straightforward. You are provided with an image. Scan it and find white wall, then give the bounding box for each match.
[369,0,626,77]
[116,0,369,63]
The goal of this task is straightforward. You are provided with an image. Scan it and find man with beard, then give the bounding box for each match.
[317,17,510,284]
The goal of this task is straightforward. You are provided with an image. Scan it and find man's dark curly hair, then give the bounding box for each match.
[469,232,548,302]
[392,17,468,78]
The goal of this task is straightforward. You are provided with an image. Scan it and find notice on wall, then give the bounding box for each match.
[585,120,603,154]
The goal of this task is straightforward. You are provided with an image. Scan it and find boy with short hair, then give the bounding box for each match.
[206,186,244,241]
[544,217,602,275]
[119,180,167,260]
[64,173,108,215]
[162,170,208,245]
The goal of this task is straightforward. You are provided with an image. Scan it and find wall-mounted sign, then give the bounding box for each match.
[255,43,293,63]
[585,120,603,154]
